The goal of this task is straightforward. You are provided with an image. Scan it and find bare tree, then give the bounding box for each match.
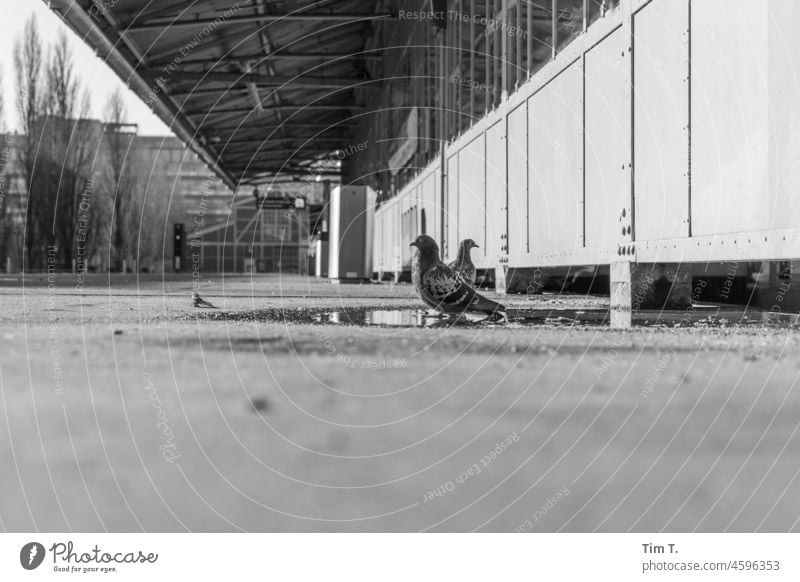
[13,15,49,269]
[102,88,140,271]
[0,64,25,269]
[0,64,10,264]
[0,64,4,131]
[45,31,98,270]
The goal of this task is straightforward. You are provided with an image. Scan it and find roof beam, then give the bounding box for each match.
[229,163,337,173]
[204,123,354,134]
[169,86,250,98]
[225,148,338,161]
[212,134,352,146]
[244,174,341,184]
[113,1,195,25]
[149,53,382,68]
[139,69,379,89]
[219,136,349,147]
[126,12,395,32]
[188,103,363,118]
[220,145,345,156]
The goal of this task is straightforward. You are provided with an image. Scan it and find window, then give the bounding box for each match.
[588,0,620,28]
[556,0,585,51]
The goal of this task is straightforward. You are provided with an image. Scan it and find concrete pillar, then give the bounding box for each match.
[495,264,508,296]
[610,261,633,329]
[611,262,693,328]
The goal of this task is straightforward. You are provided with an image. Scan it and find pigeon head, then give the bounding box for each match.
[461,239,479,251]
[410,234,440,262]
[410,234,437,250]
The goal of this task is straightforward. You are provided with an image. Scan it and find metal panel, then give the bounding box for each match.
[633,0,689,241]
[766,0,800,231]
[373,211,383,272]
[507,103,528,262]
[381,209,391,273]
[382,210,390,273]
[420,172,436,239]
[390,202,401,273]
[485,121,506,264]
[457,135,487,266]
[691,0,769,236]
[585,26,630,251]
[375,207,387,273]
[363,187,376,276]
[638,226,800,263]
[400,193,417,268]
[529,61,583,259]
[434,167,441,244]
[446,154,460,261]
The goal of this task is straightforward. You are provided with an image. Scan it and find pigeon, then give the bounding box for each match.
[410,234,506,321]
[192,292,216,308]
[448,238,479,285]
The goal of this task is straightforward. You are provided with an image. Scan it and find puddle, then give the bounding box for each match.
[191,305,800,329]
[190,307,585,327]
[318,310,511,327]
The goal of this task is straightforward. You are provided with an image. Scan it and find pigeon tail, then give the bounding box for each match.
[469,292,506,318]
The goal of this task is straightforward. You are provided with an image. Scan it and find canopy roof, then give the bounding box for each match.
[51,0,392,189]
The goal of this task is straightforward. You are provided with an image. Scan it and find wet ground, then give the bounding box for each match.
[1,273,800,532]
[192,304,800,329]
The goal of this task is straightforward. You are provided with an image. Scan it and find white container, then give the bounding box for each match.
[328,185,376,283]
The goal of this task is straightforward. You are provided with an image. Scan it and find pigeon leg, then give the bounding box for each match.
[424,309,446,318]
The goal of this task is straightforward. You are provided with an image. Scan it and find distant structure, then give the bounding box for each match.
[0,133,25,221]
[0,128,234,272]
[1,127,329,274]
[136,135,233,208]
[186,185,319,275]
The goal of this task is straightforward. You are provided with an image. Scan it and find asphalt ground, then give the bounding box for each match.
[1,273,799,532]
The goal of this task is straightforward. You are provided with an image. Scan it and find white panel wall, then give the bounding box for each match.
[633,0,689,241]
[507,103,528,262]
[585,26,630,251]
[374,0,800,273]
[691,0,769,236]
[458,135,487,263]
[529,61,584,258]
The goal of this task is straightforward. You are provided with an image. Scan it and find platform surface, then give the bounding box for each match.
[1,274,798,532]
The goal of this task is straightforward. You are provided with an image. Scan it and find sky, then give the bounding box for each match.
[0,0,172,135]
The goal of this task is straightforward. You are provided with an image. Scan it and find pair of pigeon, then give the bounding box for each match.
[410,236,507,321]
